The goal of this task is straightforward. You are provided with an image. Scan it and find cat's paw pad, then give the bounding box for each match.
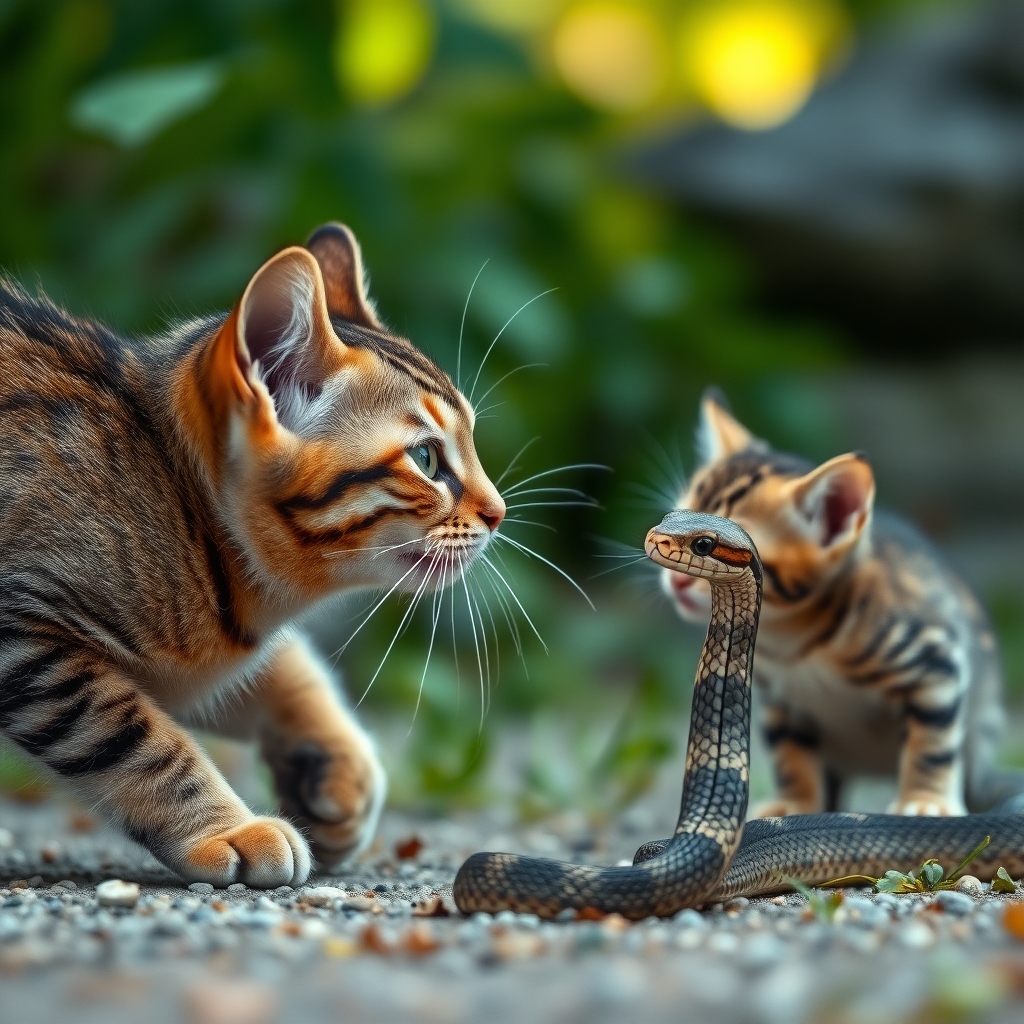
[887,796,966,817]
[267,738,386,869]
[751,799,818,819]
[182,817,311,888]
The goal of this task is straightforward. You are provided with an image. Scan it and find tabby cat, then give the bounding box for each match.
[0,224,504,886]
[662,389,1018,817]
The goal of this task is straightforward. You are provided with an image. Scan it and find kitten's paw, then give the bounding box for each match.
[265,736,386,869]
[887,795,966,817]
[751,799,819,819]
[181,817,311,888]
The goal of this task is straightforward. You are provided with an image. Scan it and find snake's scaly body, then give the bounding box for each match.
[453,510,1024,919]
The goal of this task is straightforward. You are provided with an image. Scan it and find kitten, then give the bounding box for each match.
[661,389,1018,817]
[0,224,504,886]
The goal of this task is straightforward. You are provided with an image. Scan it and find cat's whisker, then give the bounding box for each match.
[322,537,423,559]
[472,363,547,412]
[499,463,609,493]
[355,551,439,708]
[457,260,489,391]
[494,437,541,489]
[407,551,449,736]
[468,288,558,404]
[479,553,547,653]
[504,501,600,511]
[332,551,431,659]
[501,517,556,532]
[458,553,486,729]
[589,555,651,579]
[500,486,591,500]
[492,532,595,610]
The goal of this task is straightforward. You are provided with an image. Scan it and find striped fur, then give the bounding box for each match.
[0,223,504,885]
[663,389,1013,818]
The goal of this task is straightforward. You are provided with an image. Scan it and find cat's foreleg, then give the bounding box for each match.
[753,704,825,817]
[245,636,386,868]
[890,668,967,816]
[1,648,310,885]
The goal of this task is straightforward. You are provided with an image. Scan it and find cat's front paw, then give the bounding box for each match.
[751,798,820,819]
[888,795,966,817]
[264,736,386,869]
[180,817,311,887]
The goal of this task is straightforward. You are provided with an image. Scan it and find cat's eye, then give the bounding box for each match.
[692,536,716,556]
[409,443,439,480]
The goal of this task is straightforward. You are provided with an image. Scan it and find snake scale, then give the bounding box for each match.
[453,509,1024,919]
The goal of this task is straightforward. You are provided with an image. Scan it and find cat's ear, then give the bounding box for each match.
[697,388,764,463]
[206,246,341,416]
[305,222,381,329]
[787,453,875,549]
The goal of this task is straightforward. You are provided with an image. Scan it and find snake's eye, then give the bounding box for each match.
[691,536,715,557]
[409,443,440,480]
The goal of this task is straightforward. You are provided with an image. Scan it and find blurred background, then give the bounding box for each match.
[2,0,1023,824]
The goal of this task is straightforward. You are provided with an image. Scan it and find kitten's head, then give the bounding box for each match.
[664,389,874,621]
[181,223,504,606]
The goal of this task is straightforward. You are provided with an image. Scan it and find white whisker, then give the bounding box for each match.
[459,554,486,729]
[473,363,547,412]
[469,288,558,404]
[502,517,557,532]
[457,260,489,390]
[408,553,447,735]
[589,555,651,579]
[479,553,547,652]
[332,551,430,659]
[500,486,591,500]
[492,532,595,610]
[500,463,609,492]
[504,501,599,511]
[494,437,540,489]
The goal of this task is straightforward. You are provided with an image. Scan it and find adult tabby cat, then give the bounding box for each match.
[0,224,504,887]
[662,389,1018,818]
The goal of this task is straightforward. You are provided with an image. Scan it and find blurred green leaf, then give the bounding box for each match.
[69,60,224,147]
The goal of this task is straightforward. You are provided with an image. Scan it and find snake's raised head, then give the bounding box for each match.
[645,510,761,583]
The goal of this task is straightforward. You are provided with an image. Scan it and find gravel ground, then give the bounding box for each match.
[3,794,1024,1024]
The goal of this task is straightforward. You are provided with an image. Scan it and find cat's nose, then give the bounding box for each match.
[477,498,505,532]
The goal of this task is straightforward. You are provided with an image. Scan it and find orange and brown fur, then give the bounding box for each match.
[663,390,1019,819]
[0,224,504,886]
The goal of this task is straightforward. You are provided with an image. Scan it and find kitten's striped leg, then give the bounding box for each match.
[251,638,386,868]
[891,671,967,816]
[752,704,825,818]
[0,644,310,885]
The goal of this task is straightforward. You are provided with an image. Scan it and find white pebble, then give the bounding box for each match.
[707,930,740,954]
[95,879,140,909]
[0,828,14,849]
[955,875,983,895]
[302,886,345,907]
[897,920,935,949]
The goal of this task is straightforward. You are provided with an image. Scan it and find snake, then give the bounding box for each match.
[452,509,1024,919]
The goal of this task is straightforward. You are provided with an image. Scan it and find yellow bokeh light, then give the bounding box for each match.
[553,3,668,113]
[335,0,435,106]
[683,2,843,130]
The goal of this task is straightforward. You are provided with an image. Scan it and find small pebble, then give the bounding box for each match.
[674,908,707,930]
[707,931,740,954]
[0,828,14,849]
[39,840,62,863]
[227,883,247,894]
[741,932,785,970]
[897,920,935,949]
[188,882,215,896]
[955,875,983,895]
[935,890,975,916]
[303,886,345,907]
[96,879,140,909]
[54,880,77,890]
[725,896,749,913]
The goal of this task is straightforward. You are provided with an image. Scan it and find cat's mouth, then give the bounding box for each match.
[667,571,711,617]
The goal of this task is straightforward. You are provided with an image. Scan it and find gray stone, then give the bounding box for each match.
[935,890,975,916]
[188,882,214,895]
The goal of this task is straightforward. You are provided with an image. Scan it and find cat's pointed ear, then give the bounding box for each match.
[787,453,875,548]
[305,222,381,329]
[697,388,764,463]
[206,246,341,417]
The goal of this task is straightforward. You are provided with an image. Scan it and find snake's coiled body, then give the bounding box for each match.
[453,510,1024,919]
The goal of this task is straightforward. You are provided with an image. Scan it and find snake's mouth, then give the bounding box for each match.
[645,529,687,571]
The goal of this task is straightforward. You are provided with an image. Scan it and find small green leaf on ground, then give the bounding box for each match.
[992,867,1018,894]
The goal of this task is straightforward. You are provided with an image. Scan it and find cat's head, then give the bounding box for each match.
[179,223,504,608]
[663,389,874,621]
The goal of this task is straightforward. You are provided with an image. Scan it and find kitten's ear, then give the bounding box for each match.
[787,453,875,549]
[697,388,764,463]
[305,222,381,329]
[207,246,340,415]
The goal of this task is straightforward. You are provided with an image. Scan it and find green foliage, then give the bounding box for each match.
[786,877,844,921]
[992,867,1017,894]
